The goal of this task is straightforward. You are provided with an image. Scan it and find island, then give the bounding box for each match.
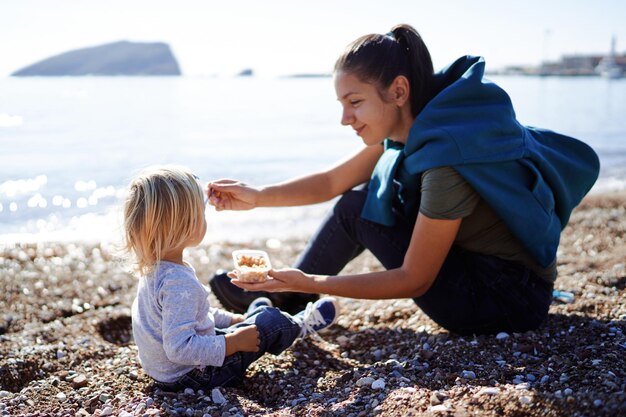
[12,41,181,76]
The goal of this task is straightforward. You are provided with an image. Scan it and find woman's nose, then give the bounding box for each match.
[341,108,354,126]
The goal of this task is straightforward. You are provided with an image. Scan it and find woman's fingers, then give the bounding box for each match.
[230,277,286,292]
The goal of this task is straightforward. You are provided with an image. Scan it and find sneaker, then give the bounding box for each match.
[246,297,273,315]
[209,270,319,314]
[295,297,340,338]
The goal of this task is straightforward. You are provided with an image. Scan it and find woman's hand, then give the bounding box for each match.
[206,179,259,211]
[228,268,313,293]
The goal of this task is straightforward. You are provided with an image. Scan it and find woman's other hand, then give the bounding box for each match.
[206,179,259,211]
[228,268,312,293]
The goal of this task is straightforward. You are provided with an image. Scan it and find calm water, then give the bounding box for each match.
[1,75,625,243]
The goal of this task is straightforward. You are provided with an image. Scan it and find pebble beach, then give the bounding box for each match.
[0,192,625,416]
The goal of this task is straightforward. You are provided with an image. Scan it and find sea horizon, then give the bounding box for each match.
[1,75,625,244]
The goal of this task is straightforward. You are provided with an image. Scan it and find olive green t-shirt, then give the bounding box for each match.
[420,166,557,282]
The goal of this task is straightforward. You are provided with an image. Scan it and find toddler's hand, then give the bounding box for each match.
[225,325,260,355]
[229,314,245,325]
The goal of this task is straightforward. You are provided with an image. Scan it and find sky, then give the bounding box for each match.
[1,0,625,77]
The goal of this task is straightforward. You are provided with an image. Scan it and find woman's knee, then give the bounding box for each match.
[332,189,367,218]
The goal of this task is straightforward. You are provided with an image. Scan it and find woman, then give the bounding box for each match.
[208,24,599,335]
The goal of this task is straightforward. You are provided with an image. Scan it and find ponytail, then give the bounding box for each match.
[334,24,434,117]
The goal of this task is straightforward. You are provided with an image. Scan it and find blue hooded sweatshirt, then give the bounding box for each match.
[361,56,600,268]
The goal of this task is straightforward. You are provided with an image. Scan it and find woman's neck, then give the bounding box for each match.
[389,106,415,144]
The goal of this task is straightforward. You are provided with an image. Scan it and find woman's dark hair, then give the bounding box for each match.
[334,24,434,117]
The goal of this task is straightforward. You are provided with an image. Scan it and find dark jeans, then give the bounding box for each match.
[294,188,554,335]
[161,306,301,391]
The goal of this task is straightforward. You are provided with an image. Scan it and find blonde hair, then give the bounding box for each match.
[123,166,205,275]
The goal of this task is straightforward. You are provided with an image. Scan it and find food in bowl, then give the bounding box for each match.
[232,250,271,282]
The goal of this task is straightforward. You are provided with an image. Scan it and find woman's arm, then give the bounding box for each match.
[231,213,461,299]
[208,145,383,210]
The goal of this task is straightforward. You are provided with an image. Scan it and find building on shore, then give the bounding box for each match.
[497,37,624,77]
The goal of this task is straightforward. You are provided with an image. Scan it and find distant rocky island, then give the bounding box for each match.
[12,41,181,76]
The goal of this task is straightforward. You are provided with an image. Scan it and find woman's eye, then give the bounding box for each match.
[350,100,362,106]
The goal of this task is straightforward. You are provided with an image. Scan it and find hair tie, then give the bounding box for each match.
[386,31,396,41]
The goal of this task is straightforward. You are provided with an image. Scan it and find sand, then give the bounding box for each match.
[0,192,625,416]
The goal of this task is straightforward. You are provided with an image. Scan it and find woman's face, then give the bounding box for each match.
[334,70,403,146]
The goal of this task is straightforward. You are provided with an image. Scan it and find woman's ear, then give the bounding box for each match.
[390,75,410,107]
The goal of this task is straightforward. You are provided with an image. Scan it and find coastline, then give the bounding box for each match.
[0,191,624,416]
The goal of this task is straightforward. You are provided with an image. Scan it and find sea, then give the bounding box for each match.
[1,75,625,245]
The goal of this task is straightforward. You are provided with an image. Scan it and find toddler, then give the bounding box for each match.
[123,166,339,390]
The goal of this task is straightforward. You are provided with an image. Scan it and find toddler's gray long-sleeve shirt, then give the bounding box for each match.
[131,261,235,383]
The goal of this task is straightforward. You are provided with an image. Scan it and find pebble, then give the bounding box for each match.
[212,388,227,404]
[356,377,375,387]
[496,332,509,340]
[593,399,603,407]
[184,388,195,395]
[119,412,133,417]
[526,373,536,382]
[519,395,532,405]
[461,370,476,379]
[428,404,449,412]
[72,374,89,389]
[56,392,66,401]
[540,375,550,384]
[477,387,500,396]
[371,378,385,390]
[0,393,7,400]
[100,406,113,416]
[563,388,573,396]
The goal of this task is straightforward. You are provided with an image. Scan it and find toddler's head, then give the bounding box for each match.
[123,166,206,274]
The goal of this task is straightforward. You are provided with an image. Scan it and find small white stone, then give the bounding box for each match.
[477,387,500,396]
[428,404,449,412]
[356,377,375,387]
[211,388,227,404]
[100,406,113,416]
[56,392,66,401]
[336,335,350,347]
[496,332,509,340]
[0,391,9,399]
[184,388,195,395]
[564,388,573,396]
[371,378,385,390]
[519,395,532,405]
